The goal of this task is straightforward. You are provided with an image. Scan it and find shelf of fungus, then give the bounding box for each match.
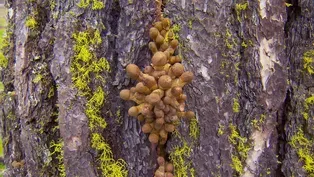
[120,17,195,177]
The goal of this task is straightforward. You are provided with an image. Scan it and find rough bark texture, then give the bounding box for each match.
[0,0,313,177]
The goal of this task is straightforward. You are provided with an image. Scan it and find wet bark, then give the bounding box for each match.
[0,0,313,177]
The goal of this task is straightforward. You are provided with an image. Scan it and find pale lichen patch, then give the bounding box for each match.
[259,0,267,19]
[259,38,280,91]
[242,123,273,177]
[199,65,210,81]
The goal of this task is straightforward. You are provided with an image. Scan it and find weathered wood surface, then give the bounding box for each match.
[0,0,313,177]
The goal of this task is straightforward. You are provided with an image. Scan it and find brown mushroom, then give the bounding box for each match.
[126,64,141,80]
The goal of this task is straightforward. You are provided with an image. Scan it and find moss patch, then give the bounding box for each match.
[290,128,314,175]
[71,29,127,176]
[228,124,251,175]
[303,50,314,75]
[49,140,66,177]
[77,0,104,10]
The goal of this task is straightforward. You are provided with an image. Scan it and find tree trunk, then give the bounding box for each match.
[0,0,313,177]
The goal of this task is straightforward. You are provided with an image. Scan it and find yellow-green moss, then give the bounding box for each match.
[33,74,43,83]
[303,50,314,75]
[303,95,314,120]
[49,0,56,11]
[91,133,128,177]
[49,140,66,177]
[0,32,9,68]
[285,3,293,7]
[228,124,251,175]
[0,52,7,68]
[217,124,224,136]
[26,16,37,29]
[72,29,127,176]
[235,2,248,22]
[233,98,240,113]
[231,155,243,174]
[86,87,107,131]
[78,0,104,10]
[169,141,194,177]
[290,128,314,175]
[189,118,200,140]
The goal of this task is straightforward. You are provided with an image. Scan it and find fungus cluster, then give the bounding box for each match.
[120,17,194,177]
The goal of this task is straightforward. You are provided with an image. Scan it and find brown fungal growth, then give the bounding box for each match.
[119,17,195,177]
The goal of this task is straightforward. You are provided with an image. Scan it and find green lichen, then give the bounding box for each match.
[233,98,240,113]
[86,87,107,131]
[235,2,248,22]
[26,16,37,29]
[231,155,243,174]
[189,117,200,140]
[49,0,56,11]
[49,140,66,177]
[78,0,104,10]
[217,124,224,136]
[48,86,55,99]
[0,82,4,93]
[91,133,128,177]
[71,29,110,95]
[290,128,314,175]
[228,124,251,175]
[0,32,9,68]
[170,141,194,177]
[303,50,314,75]
[33,74,43,83]
[71,29,127,176]
[0,52,7,68]
[303,95,314,120]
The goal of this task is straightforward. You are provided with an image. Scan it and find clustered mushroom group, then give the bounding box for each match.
[120,17,194,177]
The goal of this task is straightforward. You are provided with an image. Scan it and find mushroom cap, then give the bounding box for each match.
[140,103,153,115]
[159,42,169,51]
[165,172,174,177]
[149,27,159,39]
[140,74,157,89]
[171,86,182,97]
[168,33,174,42]
[155,34,164,45]
[134,92,145,100]
[186,111,195,119]
[165,163,174,172]
[164,124,175,132]
[126,64,141,80]
[170,39,179,49]
[149,133,159,144]
[159,129,168,139]
[146,93,161,104]
[144,65,154,74]
[119,89,130,100]
[171,63,184,77]
[162,18,171,28]
[142,123,153,133]
[154,108,165,118]
[128,106,139,117]
[135,82,150,94]
[160,30,167,37]
[152,52,167,66]
[154,21,163,31]
[156,117,165,125]
[180,71,194,83]
[149,42,158,53]
[157,156,165,165]
[158,75,172,90]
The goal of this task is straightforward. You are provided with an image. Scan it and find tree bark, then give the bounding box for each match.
[0,0,313,177]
